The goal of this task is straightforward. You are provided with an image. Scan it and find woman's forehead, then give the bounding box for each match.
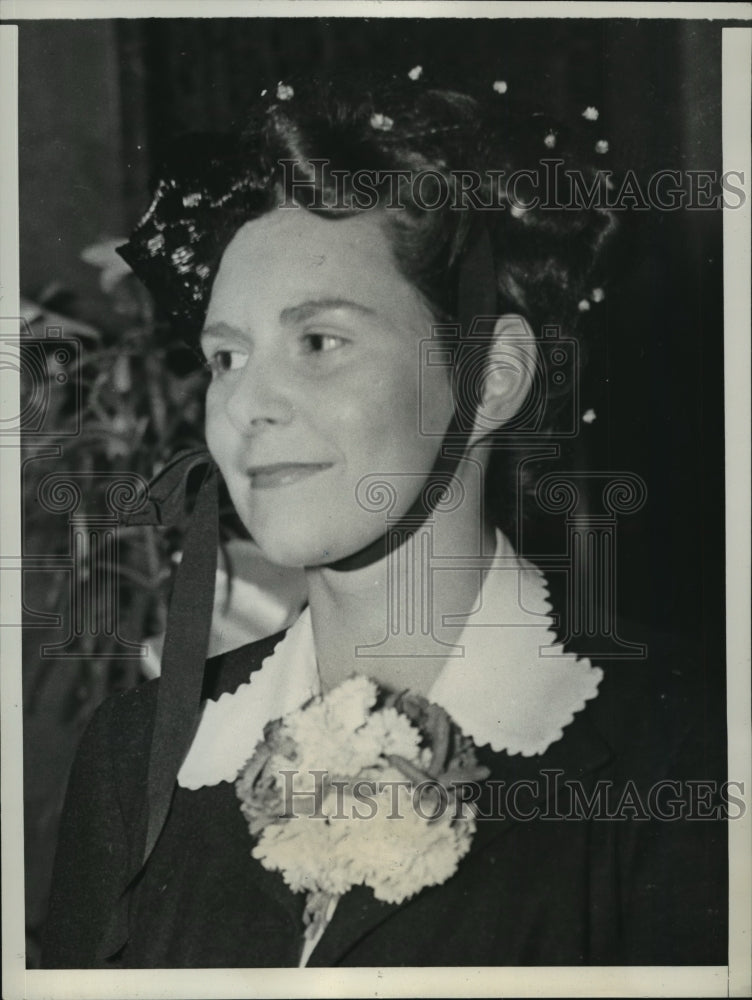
[205,207,426,325]
[224,206,394,261]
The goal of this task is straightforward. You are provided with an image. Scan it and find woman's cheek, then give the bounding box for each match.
[204,391,232,469]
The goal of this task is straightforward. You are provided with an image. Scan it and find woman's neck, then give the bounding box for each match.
[305,505,496,696]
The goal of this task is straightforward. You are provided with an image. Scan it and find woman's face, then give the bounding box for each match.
[202,208,455,567]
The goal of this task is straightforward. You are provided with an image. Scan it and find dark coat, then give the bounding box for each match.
[42,627,728,968]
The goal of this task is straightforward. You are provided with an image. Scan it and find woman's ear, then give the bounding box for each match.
[467,314,538,447]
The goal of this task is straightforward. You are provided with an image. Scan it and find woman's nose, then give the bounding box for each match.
[223,361,294,434]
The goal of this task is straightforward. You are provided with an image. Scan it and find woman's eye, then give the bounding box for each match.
[206,349,248,375]
[301,332,347,354]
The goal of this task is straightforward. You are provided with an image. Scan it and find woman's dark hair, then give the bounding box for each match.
[120,74,615,337]
[118,74,617,536]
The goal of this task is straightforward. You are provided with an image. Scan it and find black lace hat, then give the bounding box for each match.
[116,131,269,342]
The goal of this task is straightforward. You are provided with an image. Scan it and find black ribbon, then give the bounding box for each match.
[457,219,498,335]
[98,449,218,962]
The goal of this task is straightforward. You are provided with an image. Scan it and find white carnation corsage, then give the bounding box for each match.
[235,675,490,966]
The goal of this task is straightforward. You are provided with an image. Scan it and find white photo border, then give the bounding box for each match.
[1,5,750,998]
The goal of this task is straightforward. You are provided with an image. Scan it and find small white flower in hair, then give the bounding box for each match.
[582,408,597,424]
[493,80,508,94]
[578,299,591,312]
[582,106,599,121]
[591,287,605,303]
[408,65,423,81]
[146,234,165,255]
[276,82,294,101]
[370,113,394,132]
[544,131,557,149]
[595,139,610,154]
[171,246,194,269]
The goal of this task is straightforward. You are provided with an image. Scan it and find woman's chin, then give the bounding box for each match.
[245,528,344,569]
[247,522,388,571]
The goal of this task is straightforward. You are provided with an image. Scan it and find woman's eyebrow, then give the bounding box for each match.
[200,300,377,342]
[280,298,377,325]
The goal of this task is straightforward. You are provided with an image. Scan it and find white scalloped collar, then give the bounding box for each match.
[178,531,603,789]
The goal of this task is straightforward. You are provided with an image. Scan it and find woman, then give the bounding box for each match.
[42,75,726,968]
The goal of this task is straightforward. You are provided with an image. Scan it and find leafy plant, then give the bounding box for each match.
[22,243,212,965]
[23,247,210,718]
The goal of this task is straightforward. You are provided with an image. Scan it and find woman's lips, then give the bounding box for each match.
[246,462,334,489]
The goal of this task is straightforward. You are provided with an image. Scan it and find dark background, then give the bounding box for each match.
[13,16,731,965]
